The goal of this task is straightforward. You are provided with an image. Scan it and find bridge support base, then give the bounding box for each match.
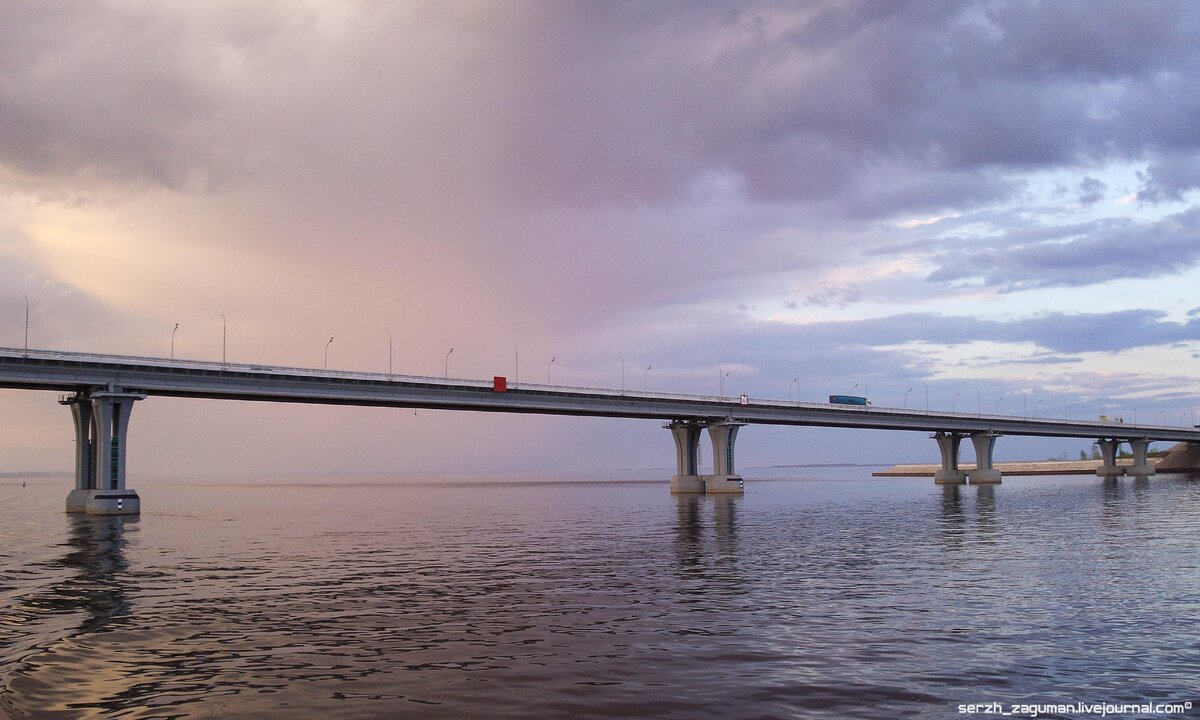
[1095,438,1126,477]
[1127,438,1155,477]
[703,475,745,494]
[933,432,967,484]
[968,432,1003,484]
[61,389,144,516]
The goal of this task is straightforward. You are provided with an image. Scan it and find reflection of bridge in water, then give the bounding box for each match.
[3,347,1199,515]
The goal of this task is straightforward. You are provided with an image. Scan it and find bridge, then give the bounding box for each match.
[3,347,1198,515]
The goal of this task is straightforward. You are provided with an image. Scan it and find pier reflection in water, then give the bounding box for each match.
[1,470,1198,719]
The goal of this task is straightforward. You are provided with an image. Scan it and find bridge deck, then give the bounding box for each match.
[2,347,1197,442]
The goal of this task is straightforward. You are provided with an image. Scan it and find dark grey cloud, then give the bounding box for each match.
[4,1,1200,219]
[1138,154,1200,203]
[925,206,1200,290]
[1077,176,1106,206]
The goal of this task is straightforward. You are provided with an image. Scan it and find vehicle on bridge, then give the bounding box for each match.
[829,394,869,406]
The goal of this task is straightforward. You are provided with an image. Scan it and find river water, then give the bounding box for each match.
[1,469,1197,719]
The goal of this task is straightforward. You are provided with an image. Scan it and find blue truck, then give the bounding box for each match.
[829,394,869,406]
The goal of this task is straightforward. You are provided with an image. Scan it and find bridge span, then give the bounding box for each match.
[3,347,1198,514]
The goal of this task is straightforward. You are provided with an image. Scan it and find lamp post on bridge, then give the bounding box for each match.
[644,364,652,392]
[547,356,556,384]
[1034,399,1043,417]
[904,387,912,409]
[714,361,728,398]
[23,295,29,356]
[220,313,227,368]
[386,328,392,376]
[615,350,624,392]
[974,386,981,416]
[952,392,960,413]
[511,339,519,385]
[995,395,1004,415]
[924,383,929,412]
[171,322,179,360]
[444,347,453,378]
[324,336,334,370]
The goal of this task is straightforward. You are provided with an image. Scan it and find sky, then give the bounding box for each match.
[2,0,1200,476]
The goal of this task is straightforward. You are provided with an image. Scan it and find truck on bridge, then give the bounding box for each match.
[829,394,869,406]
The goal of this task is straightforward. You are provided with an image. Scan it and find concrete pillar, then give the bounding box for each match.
[76,390,145,515]
[667,420,705,494]
[61,394,95,512]
[704,421,745,494]
[968,432,1002,484]
[1095,438,1125,477]
[1127,438,1155,477]
[933,432,967,485]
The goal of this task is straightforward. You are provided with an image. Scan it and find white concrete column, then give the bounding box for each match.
[667,420,705,494]
[704,421,745,494]
[1095,438,1125,477]
[90,396,115,491]
[62,394,95,512]
[968,432,1002,484]
[933,432,967,485]
[1127,438,1155,477]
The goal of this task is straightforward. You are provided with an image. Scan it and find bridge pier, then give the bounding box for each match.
[668,420,705,493]
[968,432,1002,484]
[704,421,745,494]
[1095,438,1126,477]
[60,389,145,515]
[932,432,967,485]
[1127,438,1155,477]
[666,419,744,494]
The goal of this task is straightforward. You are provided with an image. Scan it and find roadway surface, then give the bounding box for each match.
[3,347,1198,442]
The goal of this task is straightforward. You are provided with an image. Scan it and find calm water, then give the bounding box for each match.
[1,469,1198,719]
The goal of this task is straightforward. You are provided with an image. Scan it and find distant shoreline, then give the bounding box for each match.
[875,458,1169,477]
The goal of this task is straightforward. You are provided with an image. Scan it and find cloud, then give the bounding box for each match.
[1077,176,1107,206]
[1138,154,1200,203]
[924,206,1200,290]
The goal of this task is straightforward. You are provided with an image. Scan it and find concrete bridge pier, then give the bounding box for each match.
[704,421,745,494]
[1095,438,1126,477]
[60,389,145,515]
[968,432,1003,484]
[932,432,967,485]
[668,420,705,494]
[666,419,744,494]
[1127,438,1155,477]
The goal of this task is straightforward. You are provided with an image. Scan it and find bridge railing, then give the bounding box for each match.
[0,346,1188,431]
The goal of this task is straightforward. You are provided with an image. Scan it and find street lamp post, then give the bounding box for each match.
[171,322,179,360]
[924,382,929,412]
[904,387,912,409]
[386,328,392,376]
[511,339,519,385]
[974,387,981,416]
[24,295,29,356]
[220,313,227,367]
[324,336,334,370]
[1034,399,1043,417]
[547,356,556,384]
[614,350,625,392]
[995,395,1004,415]
[644,364,652,392]
[792,376,799,404]
[952,392,961,413]
[444,347,453,378]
